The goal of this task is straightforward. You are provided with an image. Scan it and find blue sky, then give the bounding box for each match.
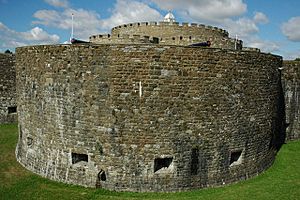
[0,0,299,59]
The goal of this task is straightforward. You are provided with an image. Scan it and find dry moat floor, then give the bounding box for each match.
[0,124,299,200]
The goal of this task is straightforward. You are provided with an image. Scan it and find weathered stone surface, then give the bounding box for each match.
[0,53,17,124]
[90,22,242,50]
[15,44,283,192]
[282,60,300,141]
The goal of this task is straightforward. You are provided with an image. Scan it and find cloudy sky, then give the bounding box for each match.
[0,0,299,59]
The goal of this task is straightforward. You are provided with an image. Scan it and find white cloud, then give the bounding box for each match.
[281,17,300,42]
[244,38,280,53]
[149,0,276,53]
[254,12,269,24]
[44,0,69,8]
[150,0,247,23]
[213,11,276,54]
[0,22,9,31]
[33,0,163,39]
[283,50,300,60]
[31,0,282,56]
[23,27,60,42]
[33,10,61,26]
[101,0,163,29]
[0,22,59,51]
[148,0,280,54]
[33,8,103,39]
[223,18,259,38]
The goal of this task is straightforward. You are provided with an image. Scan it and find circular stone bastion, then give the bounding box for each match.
[15,44,283,192]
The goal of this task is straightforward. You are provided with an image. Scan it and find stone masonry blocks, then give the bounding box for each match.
[282,60,300,141]
[0,53,17,124]
[91,22,242,50]
[16,44,283,192]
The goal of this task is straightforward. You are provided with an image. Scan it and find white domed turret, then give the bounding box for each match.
[164,11,176,23]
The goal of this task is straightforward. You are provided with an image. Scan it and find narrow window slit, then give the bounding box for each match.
[191,148,199,175]
[98,169,106,181]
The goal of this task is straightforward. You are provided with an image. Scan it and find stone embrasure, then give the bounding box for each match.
[16,44,283,192]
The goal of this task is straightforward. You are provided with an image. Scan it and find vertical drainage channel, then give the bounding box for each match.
[191,148,199,175]
[96,169,106,188]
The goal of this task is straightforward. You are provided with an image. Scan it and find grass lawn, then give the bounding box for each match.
[0,123,299,200]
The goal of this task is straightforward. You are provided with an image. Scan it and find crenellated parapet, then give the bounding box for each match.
[110,21,235,49]
[242,47,261,52]
[89,21,242,49]
[111,21,229,37]
[89,33,243,49]
[89,34,156,44]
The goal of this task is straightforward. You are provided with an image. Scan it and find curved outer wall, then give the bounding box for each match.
[111,22,228,40]
[282,61,300,141]
[16,44,283,192]
[0,53,17,124]
[92,22,243,49]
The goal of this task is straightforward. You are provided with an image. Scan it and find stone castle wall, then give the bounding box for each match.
[89,34,155,44]
[282,60,300,141]
[0,53,17,124]
[16,44,283,192]
[90,22,242,50]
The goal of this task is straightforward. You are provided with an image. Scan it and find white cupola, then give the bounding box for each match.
[163,11,176,22]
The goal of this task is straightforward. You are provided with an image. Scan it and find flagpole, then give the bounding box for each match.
[70,13,74,42]
[235,34,238,50]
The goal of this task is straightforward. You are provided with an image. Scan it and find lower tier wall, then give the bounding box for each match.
[282,61,300,141]
[15,44,283,192]
[0,53,17,124]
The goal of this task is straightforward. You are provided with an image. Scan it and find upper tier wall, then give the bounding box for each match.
[0,53,17,124]
[89,34,154,44]
[16,44,282,192]
[282,60,300,141]
[89,33,243,50]
[111,22,229,37]
[108,22,242,49]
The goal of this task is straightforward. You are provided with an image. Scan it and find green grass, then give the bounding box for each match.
[0,124,299,200]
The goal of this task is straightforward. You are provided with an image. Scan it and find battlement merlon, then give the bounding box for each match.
[242,47,261,52]
[90,34,242,50]
[89,34,153,44]
[89,34,112,40]
[110,21,229,37]
[89,19,243,49]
